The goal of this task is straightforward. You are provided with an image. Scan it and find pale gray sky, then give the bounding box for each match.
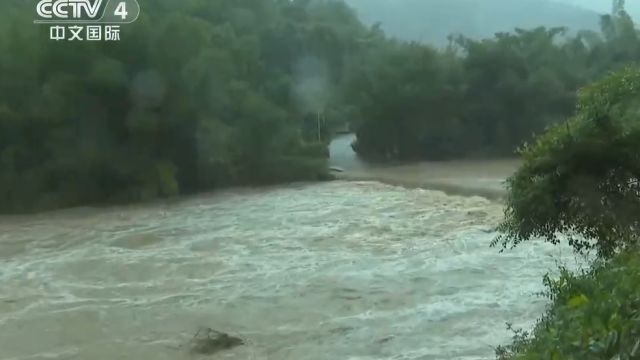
[558,0,640,17]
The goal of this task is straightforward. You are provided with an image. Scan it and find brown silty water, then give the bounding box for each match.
[329,133,519,200]
[0,136,583,360]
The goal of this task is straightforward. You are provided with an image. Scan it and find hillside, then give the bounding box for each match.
[346,0,602,45]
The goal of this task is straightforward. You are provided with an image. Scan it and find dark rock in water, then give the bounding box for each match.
[466,210,488,218]
[376,335,395,344]
[329,326,354,335]
[189,327,244,355]
[480,227,497,233]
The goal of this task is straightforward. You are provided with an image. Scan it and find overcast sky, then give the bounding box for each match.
[558,0,640,17]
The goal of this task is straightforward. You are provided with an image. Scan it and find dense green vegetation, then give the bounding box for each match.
[494,66,640,358]
[490,7,640,356]
[497,252,640,359]
[350,0,640,160]
[494,67,640,259]
[0,0,374,212]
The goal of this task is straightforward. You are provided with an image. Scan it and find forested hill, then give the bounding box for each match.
[346,0,601,45]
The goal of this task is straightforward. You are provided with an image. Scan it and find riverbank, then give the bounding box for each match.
[329,134,519,201]
[333,160,520,201]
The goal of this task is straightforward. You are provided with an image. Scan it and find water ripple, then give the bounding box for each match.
[0,181,584,360]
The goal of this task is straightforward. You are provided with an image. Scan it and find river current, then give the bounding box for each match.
[0,135,586,359]
[0,179,583,360]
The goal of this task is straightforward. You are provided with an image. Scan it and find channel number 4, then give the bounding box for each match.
[114,2,128,20]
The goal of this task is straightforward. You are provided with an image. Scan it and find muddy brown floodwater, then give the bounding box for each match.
[0,136,585,360]
[329,134,519,200]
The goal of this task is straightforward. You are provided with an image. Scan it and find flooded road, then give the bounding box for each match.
[0,136,582,360]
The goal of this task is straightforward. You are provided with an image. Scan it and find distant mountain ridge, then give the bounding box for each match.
[345,0,603,45]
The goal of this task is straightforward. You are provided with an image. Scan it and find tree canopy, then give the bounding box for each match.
[349,2,640,161]
[494,65,640,360]
[0,0,372,212]
[494,66,640,258]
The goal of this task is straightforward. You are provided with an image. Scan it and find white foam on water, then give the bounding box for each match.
[0,181,585,360]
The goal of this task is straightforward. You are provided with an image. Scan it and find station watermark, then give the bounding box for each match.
[34,0,141,42]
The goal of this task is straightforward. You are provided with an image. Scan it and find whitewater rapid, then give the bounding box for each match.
[0,180,583,360]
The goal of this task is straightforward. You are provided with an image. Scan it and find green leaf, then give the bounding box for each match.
[568,293,590,308]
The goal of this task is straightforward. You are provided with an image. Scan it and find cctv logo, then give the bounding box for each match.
[36,0,103,20]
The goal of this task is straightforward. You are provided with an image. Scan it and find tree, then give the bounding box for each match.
[350,0,640,162]
[1,0,376,212]
[494,67,640,258]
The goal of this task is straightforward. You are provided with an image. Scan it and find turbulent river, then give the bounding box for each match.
[0,136,583,360]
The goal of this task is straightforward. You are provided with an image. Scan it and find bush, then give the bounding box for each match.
[497,250,640,360]
[494,67,640,259]
[493,65,640,360]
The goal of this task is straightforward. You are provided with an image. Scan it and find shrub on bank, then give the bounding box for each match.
[497,250,640,360]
